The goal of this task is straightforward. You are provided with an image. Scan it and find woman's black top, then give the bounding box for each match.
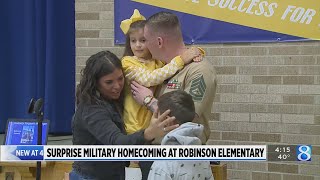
[72,101,146,179]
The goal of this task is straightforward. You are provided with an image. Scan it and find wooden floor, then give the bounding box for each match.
[0,134,73,179]
[0,162,226,180]
[0,161,73,180]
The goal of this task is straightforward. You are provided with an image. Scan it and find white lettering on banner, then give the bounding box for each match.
[133,0,320,39]
[207,0,278,18]
[281,6,316,24]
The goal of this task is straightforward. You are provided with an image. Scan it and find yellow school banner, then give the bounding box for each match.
[133,0,320,40]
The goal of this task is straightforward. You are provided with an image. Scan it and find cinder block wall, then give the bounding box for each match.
[75,0,320,179]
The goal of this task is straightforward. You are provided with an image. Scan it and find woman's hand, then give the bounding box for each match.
[130,81,153,105]
[144,109,179,141]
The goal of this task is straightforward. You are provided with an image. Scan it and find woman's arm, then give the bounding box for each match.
[84,104,146,145]
[83,104,177,145]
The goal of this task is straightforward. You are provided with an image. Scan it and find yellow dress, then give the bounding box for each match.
[122,56,184,134]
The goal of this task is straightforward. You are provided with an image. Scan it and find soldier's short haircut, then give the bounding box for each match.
[158,90,195,124]
[145,11,181,36]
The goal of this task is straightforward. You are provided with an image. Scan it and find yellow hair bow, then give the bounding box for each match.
[120,9,146,34]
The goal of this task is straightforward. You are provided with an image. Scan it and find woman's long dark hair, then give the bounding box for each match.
[76,50,124,108]
[122,20,147,57]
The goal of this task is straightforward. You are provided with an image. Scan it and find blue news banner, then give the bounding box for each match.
[1,145,44,161]
[0,145,312,162]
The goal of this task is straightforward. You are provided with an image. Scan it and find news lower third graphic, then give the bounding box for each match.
[0,145,312,162]
[1,145,266,161]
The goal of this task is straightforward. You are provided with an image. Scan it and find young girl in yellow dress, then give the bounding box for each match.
[120,9,204,135]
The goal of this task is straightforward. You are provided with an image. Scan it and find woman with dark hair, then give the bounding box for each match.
[69,50,177,180]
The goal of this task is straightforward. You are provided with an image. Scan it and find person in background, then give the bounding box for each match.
[148,90,214,180]
[70,50,178,180]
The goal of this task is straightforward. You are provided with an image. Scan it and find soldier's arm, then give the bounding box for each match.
[130,81,158,112]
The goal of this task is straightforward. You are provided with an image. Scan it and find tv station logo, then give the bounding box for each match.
[296,145,312,161]
[267,145,312,162]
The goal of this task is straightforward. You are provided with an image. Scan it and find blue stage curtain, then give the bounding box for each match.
[0,0,75,134]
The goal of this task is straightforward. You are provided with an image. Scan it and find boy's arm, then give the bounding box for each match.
[125,56,185,87]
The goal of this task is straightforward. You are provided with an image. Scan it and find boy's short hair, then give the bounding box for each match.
[158,90,195,124]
